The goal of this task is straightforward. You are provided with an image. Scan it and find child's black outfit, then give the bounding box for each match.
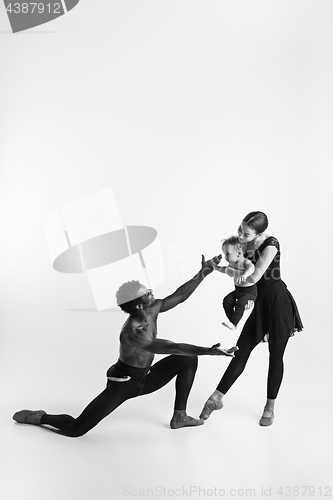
[223,283,258,326]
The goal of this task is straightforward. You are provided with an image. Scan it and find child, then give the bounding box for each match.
[215,236,258,330]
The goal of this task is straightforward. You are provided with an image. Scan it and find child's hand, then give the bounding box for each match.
[200,254,222,276]
[206,255,222,269]
[211,254,222,267]
[236,274,248,285]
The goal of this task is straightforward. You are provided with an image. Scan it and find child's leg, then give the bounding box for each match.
[229,290,257,327]
[222,291,236,321]
[230,293,251,326]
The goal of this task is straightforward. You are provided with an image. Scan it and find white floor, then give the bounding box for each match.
[4,389,332,500]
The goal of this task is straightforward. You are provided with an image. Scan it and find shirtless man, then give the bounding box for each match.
[13,255,237,437]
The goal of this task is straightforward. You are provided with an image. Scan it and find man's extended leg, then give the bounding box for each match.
[13,380,140,437]
[139,355,203,429]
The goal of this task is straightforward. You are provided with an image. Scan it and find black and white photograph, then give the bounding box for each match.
[1,2,332,499]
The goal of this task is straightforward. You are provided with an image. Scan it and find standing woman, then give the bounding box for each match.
[200,211,303,426]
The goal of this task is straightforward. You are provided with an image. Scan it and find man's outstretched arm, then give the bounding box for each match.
[125,330,238,357]
[158,254,222,313]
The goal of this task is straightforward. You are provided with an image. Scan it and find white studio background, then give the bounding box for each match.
[1,1,332,500]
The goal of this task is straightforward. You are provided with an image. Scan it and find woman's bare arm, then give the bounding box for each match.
[245,246,277,284]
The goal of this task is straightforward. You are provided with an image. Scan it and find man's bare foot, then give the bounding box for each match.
[170,410,204,429]
[222,320,236,330]
[199,398,223,420]
[170,415,204,429]
[13,410,46,425]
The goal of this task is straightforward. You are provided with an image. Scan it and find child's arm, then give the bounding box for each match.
[214,265,242,278]
[213,265,227,273]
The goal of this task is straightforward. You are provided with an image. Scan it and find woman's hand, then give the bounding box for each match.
[245,300,254,310]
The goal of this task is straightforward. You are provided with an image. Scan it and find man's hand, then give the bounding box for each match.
[201,254,222,277]
[245,300,254,310]
[210,344,239,357]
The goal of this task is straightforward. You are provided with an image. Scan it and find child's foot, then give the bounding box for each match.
[222,320,236,330]
[199,398,223,420]
[170,414,204,429]
[259,407,274,426]
[12,410,46,425]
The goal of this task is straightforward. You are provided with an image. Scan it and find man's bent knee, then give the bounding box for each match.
[186,355,198,370]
